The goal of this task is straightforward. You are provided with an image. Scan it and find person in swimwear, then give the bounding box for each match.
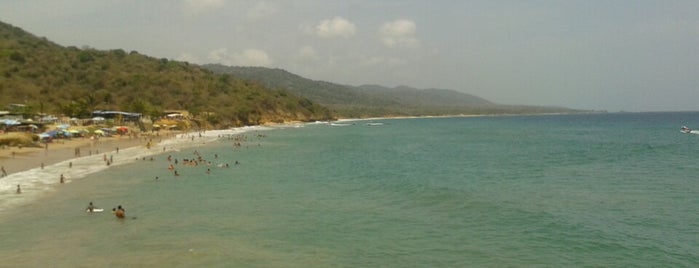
[114,205,125,218]
[86,202,97,213]
[16,184,21,194]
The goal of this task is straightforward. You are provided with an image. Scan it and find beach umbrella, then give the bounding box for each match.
[94,129,104,134]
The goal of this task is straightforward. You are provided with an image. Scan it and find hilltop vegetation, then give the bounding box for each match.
[204,65,583,118]
[0,21,333,127]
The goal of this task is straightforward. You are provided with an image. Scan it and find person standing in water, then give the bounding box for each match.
[16,185,21,194]
[114,205,125,218]
[86,202,97,213]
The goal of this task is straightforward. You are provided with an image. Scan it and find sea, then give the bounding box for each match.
[0,112,697,267]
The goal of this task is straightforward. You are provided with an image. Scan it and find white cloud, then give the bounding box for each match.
[182,0,225,16]
[177,53,201,64]
[207,48,272,67]
[379,19,420,48]
[294,45,319,61]
[234,49,273,66]
[207,48,231,65]
[360,56,406,66]
[314,16,357,38]
[247,2,278,20]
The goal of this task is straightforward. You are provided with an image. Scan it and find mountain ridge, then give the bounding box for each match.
[203,64,583,118]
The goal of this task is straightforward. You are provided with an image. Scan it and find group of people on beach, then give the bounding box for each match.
[9,130,266,222]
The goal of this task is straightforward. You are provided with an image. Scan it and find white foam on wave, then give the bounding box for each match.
[0,126,269,212]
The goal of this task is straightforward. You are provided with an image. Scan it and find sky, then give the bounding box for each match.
[1,0,698,112]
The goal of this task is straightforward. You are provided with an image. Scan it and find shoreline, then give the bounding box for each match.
[0,132,175,178]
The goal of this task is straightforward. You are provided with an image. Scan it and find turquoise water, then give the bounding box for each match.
[1,113,698,267]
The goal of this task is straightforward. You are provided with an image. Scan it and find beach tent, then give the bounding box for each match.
[68,129,82,137]
[1,119,20,126]
[41,116,58,122]
[44,130,59,137]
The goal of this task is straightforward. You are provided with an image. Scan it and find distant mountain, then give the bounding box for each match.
[0,21,333,127]
[203,65,582,117]
[355,84,495,107]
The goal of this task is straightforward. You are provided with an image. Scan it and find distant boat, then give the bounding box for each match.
[366,122,384,126]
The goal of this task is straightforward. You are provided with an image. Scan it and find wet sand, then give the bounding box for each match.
[0,134,170,177]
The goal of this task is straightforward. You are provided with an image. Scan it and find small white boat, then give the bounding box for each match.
[366,122,384,126]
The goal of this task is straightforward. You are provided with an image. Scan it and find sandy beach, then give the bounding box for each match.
[0,132,175,177]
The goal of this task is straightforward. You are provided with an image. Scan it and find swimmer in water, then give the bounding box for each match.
[86,202,96,213]
[114,205,125,218]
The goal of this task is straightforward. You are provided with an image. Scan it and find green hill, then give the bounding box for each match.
[203,65,583,118]
[0,21,333,127]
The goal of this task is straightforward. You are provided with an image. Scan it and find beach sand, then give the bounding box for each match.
[0,132,176,177]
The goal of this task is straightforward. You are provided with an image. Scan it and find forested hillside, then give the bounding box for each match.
[204,65,582,118]
[0,21,333,127]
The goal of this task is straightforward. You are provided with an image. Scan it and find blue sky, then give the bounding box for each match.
[2,0,698,112]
